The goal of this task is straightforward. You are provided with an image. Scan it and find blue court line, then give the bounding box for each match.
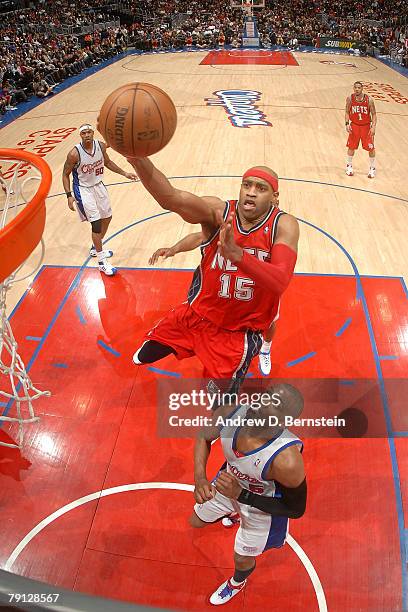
[286,351,316,367]
[53,363,68,369]
[147,366,181,378]
[8,265,47,320]
[400,278,408,300]
[379,355,399,360]
[97,340,120,357]
[335,318,352,337]
[405,530,408,564]
[0,402,8,407]
[339,380,355,385]
[298,216,407,611]
[24,264,408,283]
[75,305,86,325]
[393,433,408,438]
[25,336,42,342]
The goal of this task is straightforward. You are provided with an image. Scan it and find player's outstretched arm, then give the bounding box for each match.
[127,157,224,229]
[149,231,203,265]
[101,143,137,180]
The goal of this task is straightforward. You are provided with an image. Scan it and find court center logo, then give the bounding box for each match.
[205,90,271,128]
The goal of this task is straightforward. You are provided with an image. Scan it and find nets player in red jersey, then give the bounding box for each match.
[345,81,377,178]
[127,156,299,391]
[149,232,277,376]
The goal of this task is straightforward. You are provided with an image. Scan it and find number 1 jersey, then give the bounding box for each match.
[188,200,285,332]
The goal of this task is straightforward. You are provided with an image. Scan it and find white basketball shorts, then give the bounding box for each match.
[194,489,288,556]
[73,182,112,223]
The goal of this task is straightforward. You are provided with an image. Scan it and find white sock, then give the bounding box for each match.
[261,341,272,353]
[97,251,105,264]
[230,577,245,587]
[347,156,353,165]
[370,157,376,169]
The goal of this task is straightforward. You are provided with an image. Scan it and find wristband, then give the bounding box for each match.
[237,488,254,505]
[66,192,72,198]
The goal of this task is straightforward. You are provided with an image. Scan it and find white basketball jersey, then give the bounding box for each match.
[220,405,303,497]
[73,140,104,187]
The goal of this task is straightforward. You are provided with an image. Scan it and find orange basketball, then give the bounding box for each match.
[98,83,177,157]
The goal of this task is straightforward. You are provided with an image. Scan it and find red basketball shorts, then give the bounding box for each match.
[145,302,262,380]
[347,123,374,151]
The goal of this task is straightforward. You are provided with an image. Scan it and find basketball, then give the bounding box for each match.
[98,82,177,158]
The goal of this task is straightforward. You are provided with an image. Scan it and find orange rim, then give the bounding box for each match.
[0,149,52,283]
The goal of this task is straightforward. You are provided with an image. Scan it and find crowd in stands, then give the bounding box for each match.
[1,0,407,117]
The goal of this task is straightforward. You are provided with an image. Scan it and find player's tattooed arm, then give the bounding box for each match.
[62,149,79,208]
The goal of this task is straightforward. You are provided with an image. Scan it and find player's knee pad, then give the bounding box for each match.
[91,219,102,233]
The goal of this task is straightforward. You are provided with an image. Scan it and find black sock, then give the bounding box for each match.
[233,561,256,584]
[136,340,176,363]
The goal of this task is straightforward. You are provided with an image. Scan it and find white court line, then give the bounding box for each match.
[5,482,328,611]
[227,52,274,58]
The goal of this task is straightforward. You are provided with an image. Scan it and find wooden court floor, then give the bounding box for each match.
[0,49,408,611]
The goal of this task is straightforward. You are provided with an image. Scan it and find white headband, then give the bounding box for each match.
[79,124,94,133]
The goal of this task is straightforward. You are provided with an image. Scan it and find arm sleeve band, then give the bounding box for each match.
[237,478,307,518]
[238,243,297,295]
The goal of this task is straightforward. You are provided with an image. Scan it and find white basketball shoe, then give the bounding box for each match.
[346,164,353,176]
[90,246,113,258]
[209,578,246,606]
[98,261,117,276]
[368,168,376,178]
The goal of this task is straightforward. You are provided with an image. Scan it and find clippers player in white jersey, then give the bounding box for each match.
[345,81,377,178]
[190,383,306,606]
[62,124,137,276]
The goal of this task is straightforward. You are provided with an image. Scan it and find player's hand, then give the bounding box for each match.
[124,171,138,181]
[346,123,352,133]
[368,127,375,138]
[215,471,242,499]
[194,478,216,504]
[67,196,77,211]
[217,211,243,264]
[149,247,175,265]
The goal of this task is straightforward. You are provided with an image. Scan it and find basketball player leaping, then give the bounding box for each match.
[345,81,377,178]
[63,124,137,276]
[190,383,307,605]
[149,232,277,376]
[127,156,299,391]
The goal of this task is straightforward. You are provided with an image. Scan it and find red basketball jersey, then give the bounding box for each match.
[188,200,285,332]
[349,93,371,125]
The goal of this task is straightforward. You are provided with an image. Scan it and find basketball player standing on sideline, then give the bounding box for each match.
[149,232,277,376]
[127,155,299,391]
[63,124,137,276]
[345,81,377,178]
[190,383,306,605]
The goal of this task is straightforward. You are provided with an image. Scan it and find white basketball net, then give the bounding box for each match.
[0,160,50,448]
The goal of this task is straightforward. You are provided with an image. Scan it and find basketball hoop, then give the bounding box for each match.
[243,0,253,16]
[0,149,52,448]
